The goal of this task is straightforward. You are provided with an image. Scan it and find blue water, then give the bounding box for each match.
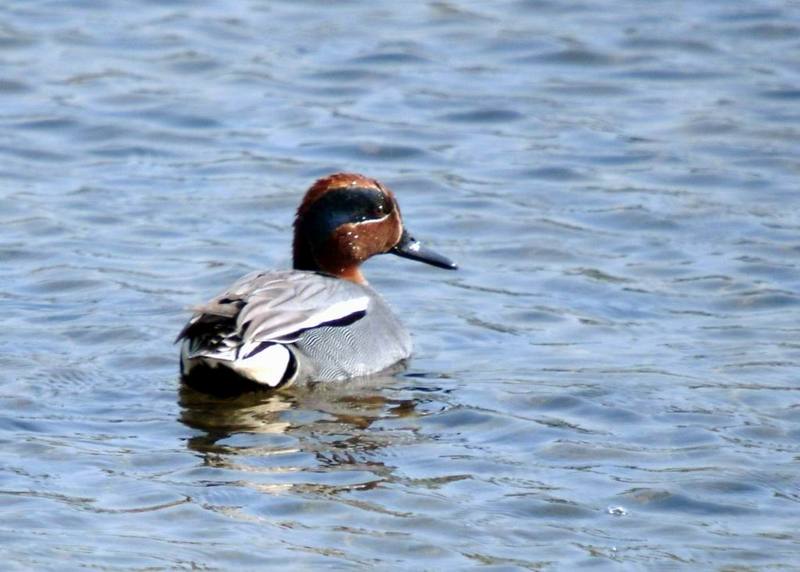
[2,1,800,569]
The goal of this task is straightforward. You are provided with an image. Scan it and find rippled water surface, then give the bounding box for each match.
[2,1,800,569]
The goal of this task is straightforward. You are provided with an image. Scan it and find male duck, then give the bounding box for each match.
[177,173,456,393]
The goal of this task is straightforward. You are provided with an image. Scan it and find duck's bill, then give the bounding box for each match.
[391,229,458,270]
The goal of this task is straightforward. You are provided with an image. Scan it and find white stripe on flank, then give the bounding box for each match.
[247,296,369,341]
[303,296,369,327]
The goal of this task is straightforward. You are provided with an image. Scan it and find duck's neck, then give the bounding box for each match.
[292,238,366,284]
[292,236,318,273]
[336,267,367,284]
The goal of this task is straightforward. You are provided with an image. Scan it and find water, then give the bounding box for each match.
[2,0,800,569]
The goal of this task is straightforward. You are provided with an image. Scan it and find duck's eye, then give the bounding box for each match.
[372,194,392,217]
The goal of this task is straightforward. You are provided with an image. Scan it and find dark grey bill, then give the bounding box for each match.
[390,229,458,270]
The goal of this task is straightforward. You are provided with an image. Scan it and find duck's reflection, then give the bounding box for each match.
[178,374,429,493]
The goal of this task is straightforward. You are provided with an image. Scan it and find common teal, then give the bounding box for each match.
[177,173,456,393]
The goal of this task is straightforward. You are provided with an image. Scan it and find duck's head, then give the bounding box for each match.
[292,173,457,284]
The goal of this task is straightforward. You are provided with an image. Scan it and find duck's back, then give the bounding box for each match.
[178,270,411,389]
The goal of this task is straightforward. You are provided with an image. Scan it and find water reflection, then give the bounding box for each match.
[178,375,426,494]
[180,386,295,440]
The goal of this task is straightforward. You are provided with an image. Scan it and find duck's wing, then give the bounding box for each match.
[177,270,370,362]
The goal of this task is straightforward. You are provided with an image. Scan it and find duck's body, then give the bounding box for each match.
[178,270,411,388]
[178,173,455,393]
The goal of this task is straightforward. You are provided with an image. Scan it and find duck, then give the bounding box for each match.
[177,172,457,394]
